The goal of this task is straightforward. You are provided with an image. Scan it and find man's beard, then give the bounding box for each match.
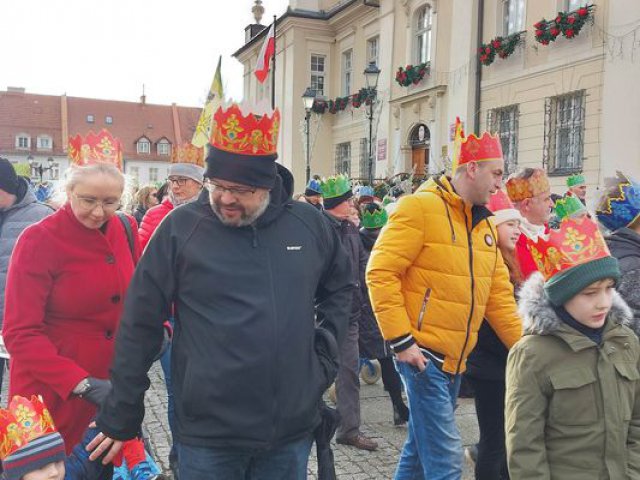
[169,190,200,206]
[210,192,270,227]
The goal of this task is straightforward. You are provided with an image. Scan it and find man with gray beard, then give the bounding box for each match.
[90,104,353,480]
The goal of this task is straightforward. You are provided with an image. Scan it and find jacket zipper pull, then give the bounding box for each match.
[417,288,432,331]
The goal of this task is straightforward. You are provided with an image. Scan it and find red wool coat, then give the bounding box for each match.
[3,204,140,453]
[138,199,173,251]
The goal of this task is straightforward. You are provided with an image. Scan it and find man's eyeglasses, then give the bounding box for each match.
[73,194,121,212]
[205,181,257,198]
[168,177,190,186]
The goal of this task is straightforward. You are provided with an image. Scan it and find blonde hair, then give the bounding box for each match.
[135,185,157,209]
[59,163,133,207]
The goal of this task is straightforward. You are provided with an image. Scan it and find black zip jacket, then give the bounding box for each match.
[97,165,354,449]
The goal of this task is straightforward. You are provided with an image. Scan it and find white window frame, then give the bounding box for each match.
[129,166,140,180]
[367,36,380,66]
[415,5,433,64]
[149,167,159,183]
[86,114,95,124]
[342,49,353,97]
[16,134,30,150]
[137,138,151,154]
[502,0,526,36]
[310,54,326,97]
[105,116,113,125]
[50,162,60,181]
[157,141,171,156]
[37,135,52,150]
[335,142,351,175]
[565,0,582,11]
[487,105,519,176]
[544,90,586,174]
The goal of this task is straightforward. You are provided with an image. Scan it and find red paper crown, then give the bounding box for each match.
[527,215,611,281]
[172,143,204,167]
[452,117,503,170]
[68,129,123,170]
[487,189,515,212]
[506,169,550,202]
[210,104,280,157]
[0,396,58,460]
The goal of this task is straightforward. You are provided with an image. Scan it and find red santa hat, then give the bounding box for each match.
[487,189,523,226]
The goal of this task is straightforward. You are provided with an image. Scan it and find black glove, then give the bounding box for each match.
[81,377,112,406]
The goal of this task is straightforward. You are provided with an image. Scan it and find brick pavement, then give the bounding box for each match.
[143,362,479,479]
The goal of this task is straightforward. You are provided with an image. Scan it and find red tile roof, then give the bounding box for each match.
[0,89,202,163]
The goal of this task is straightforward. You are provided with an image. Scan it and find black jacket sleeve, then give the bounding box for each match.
[313,216,354,374]
[96,216,177,440]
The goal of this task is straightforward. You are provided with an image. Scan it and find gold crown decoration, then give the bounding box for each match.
[210,104,280,157]
[172,142,205,167]
[68,129,123,170]
[596,171,640,232]
[506,169,550,202]
[527,215,611,281]
[0,396,57,460]
[451,116,503,171]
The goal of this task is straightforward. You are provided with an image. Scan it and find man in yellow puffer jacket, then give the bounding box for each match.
[366,121,522,480]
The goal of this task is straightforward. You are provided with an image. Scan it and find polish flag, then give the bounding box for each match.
[255,23,275,83]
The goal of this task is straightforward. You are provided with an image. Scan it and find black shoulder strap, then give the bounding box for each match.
[116,211,135,259]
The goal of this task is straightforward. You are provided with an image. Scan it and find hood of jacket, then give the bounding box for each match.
[518,271,639,337]
[607,228,640,260]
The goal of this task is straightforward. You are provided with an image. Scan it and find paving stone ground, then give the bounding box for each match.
[144,362,479,479]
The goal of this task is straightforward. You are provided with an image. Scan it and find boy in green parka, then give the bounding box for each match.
[506,209,640,479]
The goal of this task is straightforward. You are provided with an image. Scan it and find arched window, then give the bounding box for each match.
[415,6,433,65]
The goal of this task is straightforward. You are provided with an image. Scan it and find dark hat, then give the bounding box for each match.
[0,158,19,195]
[204,104,279,189]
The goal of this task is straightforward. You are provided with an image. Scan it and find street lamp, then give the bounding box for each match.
[364,62,381,184]
[302,87,316,184]
[28,156,54,182]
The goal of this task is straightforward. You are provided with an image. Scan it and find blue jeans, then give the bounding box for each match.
[159,320,176,465]
[394,360,463,480]
[177,435,313,480]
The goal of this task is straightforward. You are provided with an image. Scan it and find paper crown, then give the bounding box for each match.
[210,104,280,158]
[68,129,123,170]
[321,175,352,199]
[567,173,586,188]
[487,189,514,213]
[362,204,388,229]
[305,179,322,195]
[357,186,375,199]
[506,169,550,202]
[554,195,587,220]
[172,142,204,167]
[451,117,503,171]
[0,396,57,460]
[596,171,640,232]
[527,215,611,281]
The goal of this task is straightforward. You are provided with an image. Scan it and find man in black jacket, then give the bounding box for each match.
[89,105,353,480]
[596,171,640,325]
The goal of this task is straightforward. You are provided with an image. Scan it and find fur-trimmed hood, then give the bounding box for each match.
[518,272,640,337]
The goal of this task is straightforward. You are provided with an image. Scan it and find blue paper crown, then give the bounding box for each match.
[357,186,375,198]
[596,172,640,231]
[306,179,322,194]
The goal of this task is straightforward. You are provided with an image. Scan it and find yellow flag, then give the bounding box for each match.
[192,56,224,148]
[451,117,465,172]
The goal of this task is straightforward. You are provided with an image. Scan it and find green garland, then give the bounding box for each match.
[478,32,523,66]
[534,4,594,45]
[395,63,430,87]
[311,88,375,115]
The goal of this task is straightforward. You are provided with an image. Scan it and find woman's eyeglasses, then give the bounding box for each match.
[73,194,121,212]
[168,177,190,186]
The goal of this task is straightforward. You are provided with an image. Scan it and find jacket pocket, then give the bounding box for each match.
[417,288,432,332]
[549,368,598,426]
[613,361,640,421]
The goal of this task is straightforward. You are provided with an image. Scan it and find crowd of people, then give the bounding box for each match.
[0,106,640,480]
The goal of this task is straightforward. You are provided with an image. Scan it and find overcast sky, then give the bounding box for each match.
[0,0,290,107]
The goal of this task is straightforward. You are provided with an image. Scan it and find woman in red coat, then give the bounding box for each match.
[3,160,140,453]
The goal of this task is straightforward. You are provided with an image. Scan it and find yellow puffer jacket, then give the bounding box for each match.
[366,175,521,374]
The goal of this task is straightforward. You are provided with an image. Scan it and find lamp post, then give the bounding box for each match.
[28,156,54,182]
[364,62,381,184]
[302,87,316,184]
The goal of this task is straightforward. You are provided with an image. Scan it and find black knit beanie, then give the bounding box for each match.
[204,146,278,189]
[0,158,19,195]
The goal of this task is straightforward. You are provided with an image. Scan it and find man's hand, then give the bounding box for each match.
[395,344,427,371]
[86,431,124,464]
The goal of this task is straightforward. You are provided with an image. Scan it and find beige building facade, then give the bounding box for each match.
[235,0,640,199]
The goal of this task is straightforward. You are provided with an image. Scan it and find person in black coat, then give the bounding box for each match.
[465,190,523,480]
[596,171,640,325]
[359,203,409,426]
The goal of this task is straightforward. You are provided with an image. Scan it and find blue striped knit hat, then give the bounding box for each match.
[2,433,65,480]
